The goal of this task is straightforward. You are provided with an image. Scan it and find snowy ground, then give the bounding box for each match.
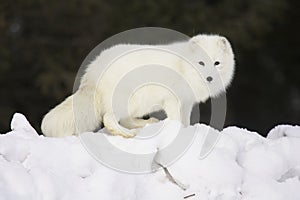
[0,113,300,200]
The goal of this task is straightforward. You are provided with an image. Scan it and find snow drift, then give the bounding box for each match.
[0,113,300,200]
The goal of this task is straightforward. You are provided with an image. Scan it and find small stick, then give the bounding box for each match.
[155,161,189,191]
[184,193,196,199]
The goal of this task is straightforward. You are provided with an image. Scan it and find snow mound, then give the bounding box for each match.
[0,113,300,200]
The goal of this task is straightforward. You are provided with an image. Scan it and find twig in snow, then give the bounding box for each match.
[184,193,196,199]
[155,161,189,191]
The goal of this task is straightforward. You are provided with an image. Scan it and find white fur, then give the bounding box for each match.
[41,34,235,137]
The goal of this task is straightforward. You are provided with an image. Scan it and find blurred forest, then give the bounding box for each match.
[0,0,299,136]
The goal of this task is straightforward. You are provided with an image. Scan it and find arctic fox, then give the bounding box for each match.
[41,34,235,138]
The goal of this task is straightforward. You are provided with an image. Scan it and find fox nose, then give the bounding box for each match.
[206,76,213,82]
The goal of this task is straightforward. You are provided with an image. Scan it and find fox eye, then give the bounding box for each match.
[198,61,205,66]
[214,61,220,66]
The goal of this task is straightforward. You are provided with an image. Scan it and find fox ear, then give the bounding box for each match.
[218,37,229,51]
[189,37,200,52]
[190,37,198,43]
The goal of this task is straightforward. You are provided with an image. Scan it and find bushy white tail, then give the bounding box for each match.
[41,89,101,137]
[41,95,76,137]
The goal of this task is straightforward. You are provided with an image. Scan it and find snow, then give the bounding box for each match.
[1,113,300,200]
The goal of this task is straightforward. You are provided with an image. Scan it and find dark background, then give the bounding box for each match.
[0,0,299,136]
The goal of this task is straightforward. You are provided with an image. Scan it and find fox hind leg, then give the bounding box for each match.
[103,113,139,138]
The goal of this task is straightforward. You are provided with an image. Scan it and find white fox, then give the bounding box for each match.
[41,34,235,138]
